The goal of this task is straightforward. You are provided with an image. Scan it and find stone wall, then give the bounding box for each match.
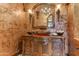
[73,4,79,39]
[0,3,27,55]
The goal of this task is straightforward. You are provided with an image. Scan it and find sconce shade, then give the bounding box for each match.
[56,9,60,21]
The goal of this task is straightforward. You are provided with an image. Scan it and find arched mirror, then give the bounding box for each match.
[32,4,55,30]
[47,14,55,28]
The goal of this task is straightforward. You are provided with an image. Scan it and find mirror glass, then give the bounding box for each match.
[47,14,55,28]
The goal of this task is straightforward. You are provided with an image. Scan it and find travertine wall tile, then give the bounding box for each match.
[0,4,27,55]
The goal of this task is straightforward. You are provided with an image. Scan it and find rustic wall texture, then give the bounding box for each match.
[74,4,79,39]
[69,4,79,55]
[0,3,27,55]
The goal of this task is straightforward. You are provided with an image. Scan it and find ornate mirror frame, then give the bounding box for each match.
[31,4,55,29]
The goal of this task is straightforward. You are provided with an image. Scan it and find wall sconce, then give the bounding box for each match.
[13,10,22,16]
[28,9,33,23]
[56,4,61,21]
[56,4,61,10]
[28,9,33,14]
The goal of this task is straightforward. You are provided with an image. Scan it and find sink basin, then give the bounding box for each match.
[32,34,49,36]
[27,32,37,35]
[27,31,50,35]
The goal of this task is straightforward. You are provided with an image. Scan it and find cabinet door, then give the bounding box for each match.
[51,39,64,56]
[42,38,49,56]
[31,38,42,56]
[23,37,32,56]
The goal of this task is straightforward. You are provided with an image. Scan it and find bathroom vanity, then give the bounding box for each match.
[22,34,65,56]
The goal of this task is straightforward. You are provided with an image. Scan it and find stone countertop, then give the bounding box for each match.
[22,34,64,39]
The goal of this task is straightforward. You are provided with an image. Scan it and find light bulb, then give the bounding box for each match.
[13,10,22,16]
[28,9,33,14]
[56,4,61,10]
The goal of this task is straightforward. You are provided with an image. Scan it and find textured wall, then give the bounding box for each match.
[24,3,37,32]
[0,4,27,55]
[74,4,79,39]
[68,4,79,55]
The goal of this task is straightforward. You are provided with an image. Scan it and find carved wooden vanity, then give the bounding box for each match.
[22,34,65,56]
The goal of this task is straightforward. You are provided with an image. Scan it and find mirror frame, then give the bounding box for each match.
[31,4,55,30]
